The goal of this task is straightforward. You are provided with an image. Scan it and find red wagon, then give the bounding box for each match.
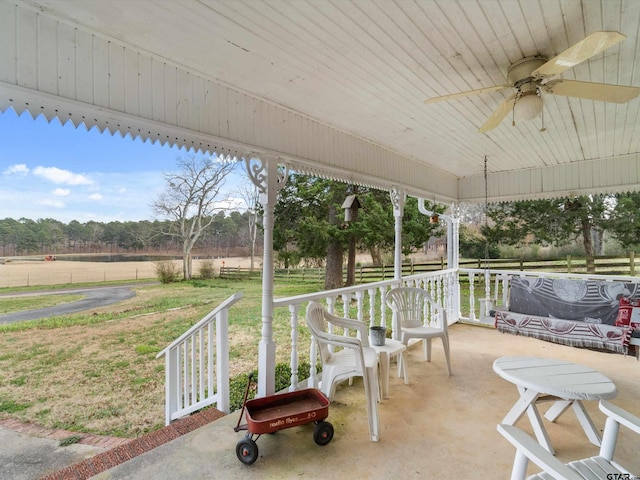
[234,375,334,465]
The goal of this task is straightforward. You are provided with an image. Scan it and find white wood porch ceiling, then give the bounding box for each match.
[2,0,640,203]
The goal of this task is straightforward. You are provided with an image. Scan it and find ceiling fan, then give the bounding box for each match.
[424,31,640,132]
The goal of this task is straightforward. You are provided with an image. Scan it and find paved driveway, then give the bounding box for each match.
[0,285,146,324]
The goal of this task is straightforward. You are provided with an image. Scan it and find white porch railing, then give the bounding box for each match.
[273,269,458,392]
[459,268,640,324]
[156,292,243,425]
[158,267,640,421]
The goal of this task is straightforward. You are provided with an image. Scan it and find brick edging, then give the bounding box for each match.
[0,418,131,450]
[37,409,226,480]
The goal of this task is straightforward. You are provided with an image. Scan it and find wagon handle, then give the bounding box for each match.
[234,372,254,432]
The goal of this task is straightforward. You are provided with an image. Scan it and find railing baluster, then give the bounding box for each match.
[289,304,300,391]
[327,296,336,315]
[166,347,177,424]
[207,322,214,404]
[380,285,388,328]
[190,336,196,408]
[356,290,364,322]
[469,271,476,321]
[197,330,203,404]
[216,309,229,414]
[309,334,318,389]
[368,287,376,328]
[341,293,349,318]
[182,342,188,410]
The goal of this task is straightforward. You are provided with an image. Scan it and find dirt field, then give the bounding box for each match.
[0,254,387,288]
[0,257,260,288]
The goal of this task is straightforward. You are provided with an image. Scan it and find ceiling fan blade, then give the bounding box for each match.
[478,95,517,133]
[532,31,626,79]
[424,84,509,104]
[542,79,640,103]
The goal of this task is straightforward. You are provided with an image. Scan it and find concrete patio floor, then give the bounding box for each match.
[91,323,640,479]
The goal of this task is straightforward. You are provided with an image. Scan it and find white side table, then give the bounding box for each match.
[369,338,409,398]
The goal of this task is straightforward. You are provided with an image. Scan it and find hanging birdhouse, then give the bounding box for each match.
[341,194,361,222]
[429,214,439,224]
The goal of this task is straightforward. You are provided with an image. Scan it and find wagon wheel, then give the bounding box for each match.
[236,438,259,465]
[313,421,334,446]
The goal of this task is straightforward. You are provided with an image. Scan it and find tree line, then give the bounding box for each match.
[480,192,640,258]
[0,211,258,259]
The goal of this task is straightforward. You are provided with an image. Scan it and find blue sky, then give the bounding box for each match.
[0,109,246,224]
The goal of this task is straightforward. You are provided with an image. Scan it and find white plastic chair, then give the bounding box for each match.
[498,400,640,480]
[305,301,380,442]
[386,287,452,375]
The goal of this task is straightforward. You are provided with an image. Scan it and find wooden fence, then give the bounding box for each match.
[219,254,640,283]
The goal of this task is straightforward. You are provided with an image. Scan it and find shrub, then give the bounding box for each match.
[198,260,216,279]
[228,362,314,412]
[154,260,181,284]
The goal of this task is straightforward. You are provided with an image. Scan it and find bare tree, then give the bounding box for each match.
[153,154,237,280]
[237,181,261,270]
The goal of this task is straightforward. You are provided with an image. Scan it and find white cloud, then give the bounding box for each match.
[88,193,103,200]
[53,188,70,196]
[38,198,66,208]
[33,166,93,185]
[3,164,29,175]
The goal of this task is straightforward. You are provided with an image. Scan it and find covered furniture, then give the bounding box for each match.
[305,302,380,442]
[493,356,617,455]
[498,400,640,480]
[494,277,637,354]
[386,287,452,376]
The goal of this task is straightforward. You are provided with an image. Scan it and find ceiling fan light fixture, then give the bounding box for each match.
[514,92,543,122]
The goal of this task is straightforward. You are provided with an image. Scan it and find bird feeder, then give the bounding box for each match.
[341,194,361,222]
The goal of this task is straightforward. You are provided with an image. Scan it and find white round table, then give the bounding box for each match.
[493,356,617,454]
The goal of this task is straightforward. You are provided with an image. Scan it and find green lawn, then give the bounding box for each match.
[0,278,318,437]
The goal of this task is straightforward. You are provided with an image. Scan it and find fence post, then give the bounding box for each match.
[519,258,523,270]
[567,255,572,273]
[631,252,636,277]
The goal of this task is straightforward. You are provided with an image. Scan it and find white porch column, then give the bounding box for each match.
[450,214,461,321]
[245,156,288,397]
[390,189,406,342]
[390,188,406,281]
[417,198,462,322]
